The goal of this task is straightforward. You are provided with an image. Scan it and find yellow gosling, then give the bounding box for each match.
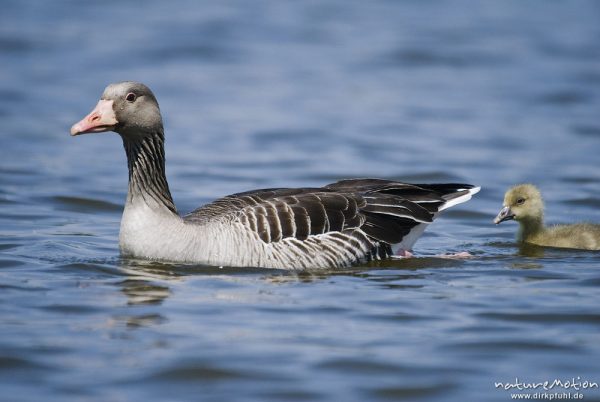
[494,184,600,250]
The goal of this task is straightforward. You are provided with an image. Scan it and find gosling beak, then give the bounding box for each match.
[494,206,515,224]
[70,99,118,136]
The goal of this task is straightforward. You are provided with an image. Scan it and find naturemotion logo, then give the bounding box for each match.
[494,377,598,392]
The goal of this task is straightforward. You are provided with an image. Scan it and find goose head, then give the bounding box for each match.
[70,81,163,139]
[494,184,544,224]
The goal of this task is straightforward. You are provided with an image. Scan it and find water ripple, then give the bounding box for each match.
[1,1,600,402]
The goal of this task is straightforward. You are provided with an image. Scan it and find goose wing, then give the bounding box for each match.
[184,179,477,263]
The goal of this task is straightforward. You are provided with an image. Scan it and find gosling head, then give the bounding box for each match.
[70,81,163,140]
[494,184,544,225]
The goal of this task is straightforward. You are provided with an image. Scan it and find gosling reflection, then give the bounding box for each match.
[517,243,546,258]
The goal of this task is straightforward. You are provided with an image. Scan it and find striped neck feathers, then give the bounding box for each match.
[122,131,177,214]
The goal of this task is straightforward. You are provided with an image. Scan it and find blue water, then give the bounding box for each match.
[1,1,600,401]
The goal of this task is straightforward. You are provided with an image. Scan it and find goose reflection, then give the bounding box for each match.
[113,255,472,316]
[118,278,172,306]
[112,259,179,330]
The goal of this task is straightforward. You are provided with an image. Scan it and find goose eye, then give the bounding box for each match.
[516,198,525,205]
[126,93,136,102]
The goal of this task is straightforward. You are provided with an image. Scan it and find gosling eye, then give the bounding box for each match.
[516,197,526,205]
[125,92,137,102]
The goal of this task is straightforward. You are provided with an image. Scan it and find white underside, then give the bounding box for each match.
[120,201,258,267]
[392,222,428,253]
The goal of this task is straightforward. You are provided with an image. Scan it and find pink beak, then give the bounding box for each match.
[70,99,118,136]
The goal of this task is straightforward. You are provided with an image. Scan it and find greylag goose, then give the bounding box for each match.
[494,184,600,250]
[71,81,480,269]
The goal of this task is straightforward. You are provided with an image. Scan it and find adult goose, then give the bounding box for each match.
[71,81,480,269]
[495,184,600,250]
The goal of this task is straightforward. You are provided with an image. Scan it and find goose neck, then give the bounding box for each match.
[122,131,177,214]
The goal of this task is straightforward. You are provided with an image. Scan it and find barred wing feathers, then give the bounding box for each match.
[184,179,479,266]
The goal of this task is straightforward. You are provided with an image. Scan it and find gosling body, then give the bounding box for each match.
[494,184,600,250]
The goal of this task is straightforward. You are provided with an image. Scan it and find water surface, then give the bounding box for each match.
[1,1,600,401]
